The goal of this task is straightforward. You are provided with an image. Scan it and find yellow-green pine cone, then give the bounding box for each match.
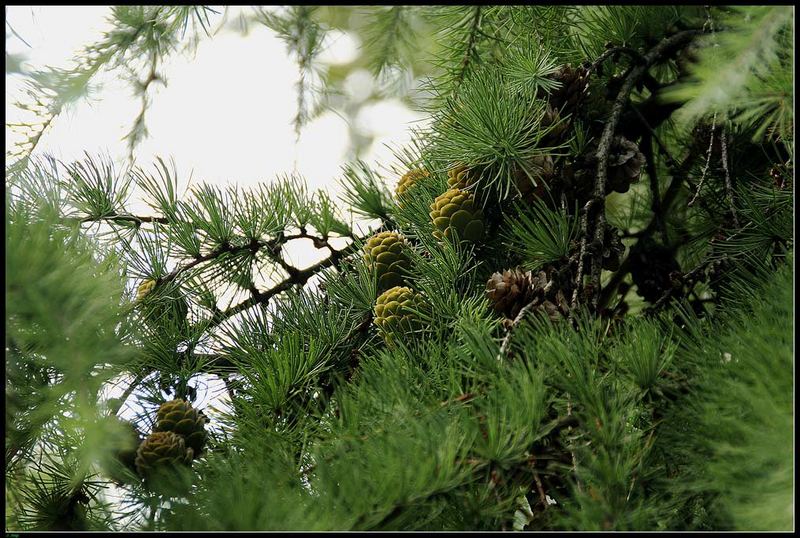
[154,399,207,457]
[134,431,193,481]
[374,286,425,345]
[396,168,429,203]
[429,188,485,243]
[363,231,412,291]
[136,279,157,301]
[446,164,474,190]
[136,280,189,328]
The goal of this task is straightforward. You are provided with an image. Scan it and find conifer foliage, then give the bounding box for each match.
[5,5,794,531]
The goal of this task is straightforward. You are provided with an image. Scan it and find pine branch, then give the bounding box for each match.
[205,239,361,331]
[453,6,483,90]
[571,29,701,312]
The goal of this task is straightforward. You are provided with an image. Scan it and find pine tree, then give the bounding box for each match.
[5,5,794,531]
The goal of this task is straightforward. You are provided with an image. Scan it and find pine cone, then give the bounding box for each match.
[541,105,568,140]
[154,399,207,457]
[446,164,475,190]
[602,226,625,271]
[540,288,571,323]
[607,136,644,193]
[363,231,412,291]
[396,168,429,203]
[486,268,571,322]
[134,431,193,481]
[485,268,537,319]
[136,279,157,301]
[374,286,425,345]
[548,65,590,111]
[429,188,485,242]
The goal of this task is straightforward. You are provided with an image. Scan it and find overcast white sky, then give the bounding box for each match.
[5,5,427,210]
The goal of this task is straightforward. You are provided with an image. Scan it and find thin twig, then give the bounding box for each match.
[567,398,582,494]
[688,111,717,207]
[495,299,538,361]
[453,6,483,90]
[719,129,739,226]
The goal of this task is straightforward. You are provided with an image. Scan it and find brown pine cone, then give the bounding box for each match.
[485,268,537,319]
[515,154,555,201]
[602,226,625,271]
[541,105,569,140]
[540,288,571,323]
[607,136,644,193]
[548,65,590,111]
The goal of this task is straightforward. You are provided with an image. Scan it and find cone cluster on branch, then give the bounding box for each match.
[446,164,475,190]
[363,231,412,291]
[134,431,194,480]
[485,267,571,322]
[104,399,208,493]
[154,398,208,457]
[547,65,590,112]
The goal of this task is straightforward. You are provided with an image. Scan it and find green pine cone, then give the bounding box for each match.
[154,399,207,457]
[363,231,412,291]
[429,188,485,243]
[136,279,189,328]
[136,279,158,301]
[446,164,475,190]
[134,431,193,481]
[396,168,429,203]
[374,286,425,345]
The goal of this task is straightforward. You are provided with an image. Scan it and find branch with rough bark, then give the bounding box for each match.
[571,30,702,313]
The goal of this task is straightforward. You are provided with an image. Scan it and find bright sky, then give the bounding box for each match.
[5,6,430,479]
[5,6,427,217]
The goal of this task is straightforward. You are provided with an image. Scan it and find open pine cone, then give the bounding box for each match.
[486,268,571,322]
[485,268,537,319]
[607,136,644,193]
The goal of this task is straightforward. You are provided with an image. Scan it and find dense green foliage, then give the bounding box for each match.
[5,5,794,531]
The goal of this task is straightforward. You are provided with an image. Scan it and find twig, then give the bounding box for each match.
[719,129,739,226]
[531,459,548,509]
[587,45,646,77]
[109,371,149,417]
[630,103,677,167]
[453,6,483,90]
[688,111,717,207]
[642,133,667,237]
[567,398,582,494]
[205,239,361,332]
[495,299,538,361]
